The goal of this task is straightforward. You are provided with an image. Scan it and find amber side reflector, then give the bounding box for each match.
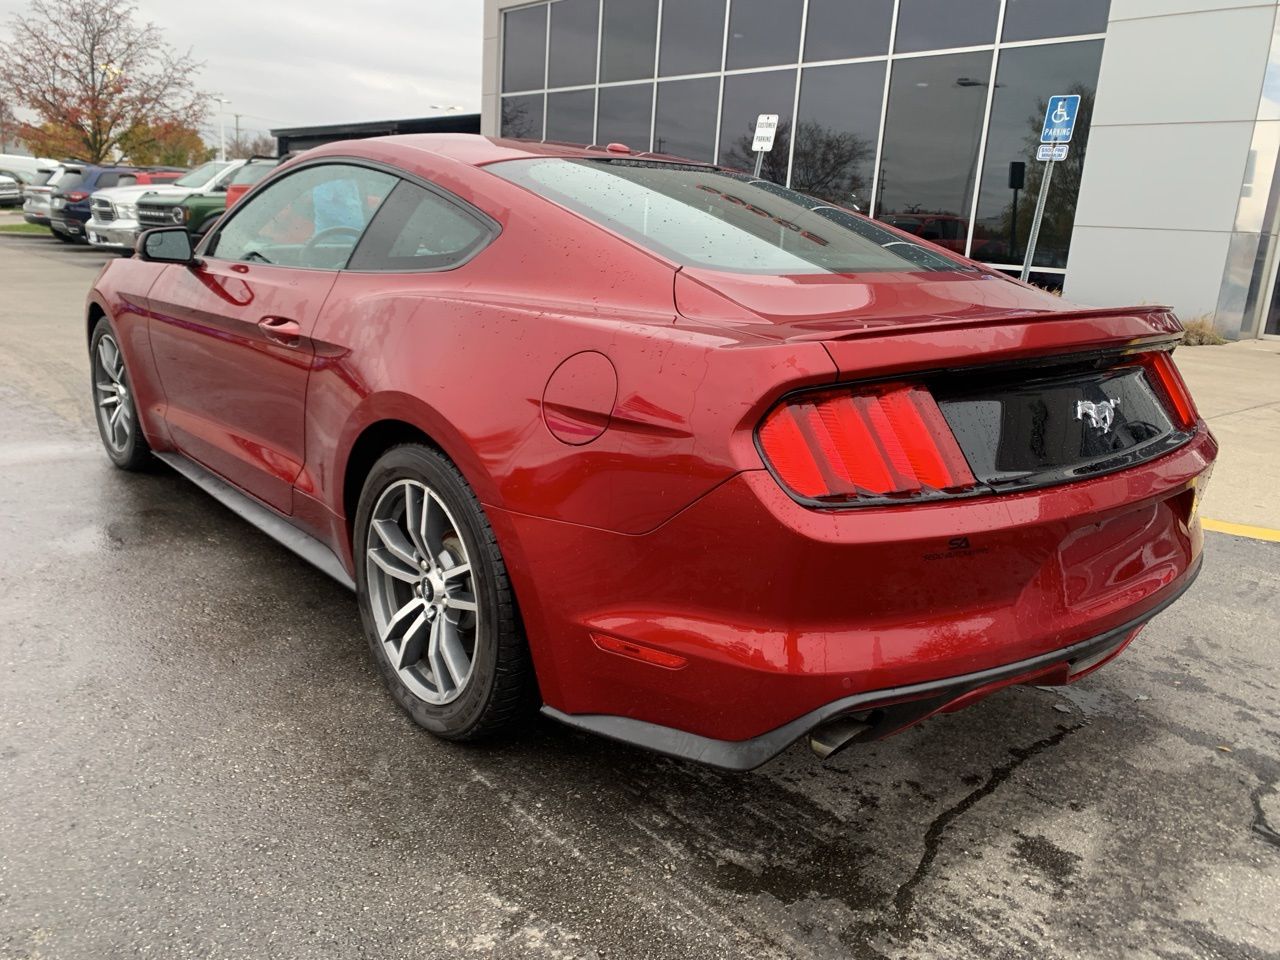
[1143,351,1198,430]
[591,633,688,670]
[758,384,976,502]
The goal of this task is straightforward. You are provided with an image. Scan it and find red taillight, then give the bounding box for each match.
[1143,351,1198,430]
[758,384,976,503]
[66,191,88,202]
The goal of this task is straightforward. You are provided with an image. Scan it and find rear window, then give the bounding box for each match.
[55,171,85,193]
[488,158,965,275]
[230,162,277,186]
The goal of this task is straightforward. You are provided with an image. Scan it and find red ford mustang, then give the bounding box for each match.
[87,135,1215,770]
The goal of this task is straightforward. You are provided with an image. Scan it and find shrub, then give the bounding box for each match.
[1181,315,1227,346]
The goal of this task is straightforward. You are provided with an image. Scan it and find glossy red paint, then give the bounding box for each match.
[87,134,1216,757]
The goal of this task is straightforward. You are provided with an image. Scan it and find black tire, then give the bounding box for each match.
[354,443,534,740]
[89,315,153,470]
[53,231,74,243]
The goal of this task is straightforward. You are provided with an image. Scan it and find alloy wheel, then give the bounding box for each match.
[365,479,480,705]
[93,333,133,453]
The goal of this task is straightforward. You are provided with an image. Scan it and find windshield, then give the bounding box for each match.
[488,158,966,275]
[174,161,230,188]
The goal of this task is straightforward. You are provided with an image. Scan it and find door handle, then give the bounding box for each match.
[258,315,302,347]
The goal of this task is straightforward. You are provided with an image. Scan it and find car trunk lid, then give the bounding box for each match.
[675,268,1198,503]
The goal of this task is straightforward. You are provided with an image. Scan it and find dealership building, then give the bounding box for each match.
[481,0,1280,339]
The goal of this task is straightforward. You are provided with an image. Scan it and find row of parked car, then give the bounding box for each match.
[1,153,280,252]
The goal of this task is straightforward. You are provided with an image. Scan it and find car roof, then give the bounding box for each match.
[301,132,711,170]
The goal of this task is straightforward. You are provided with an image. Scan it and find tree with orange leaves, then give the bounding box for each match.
[0,0,208,163]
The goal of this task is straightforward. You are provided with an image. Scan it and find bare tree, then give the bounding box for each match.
[227,132,276,159]
[0,0,208,163]
[721,119,873,208]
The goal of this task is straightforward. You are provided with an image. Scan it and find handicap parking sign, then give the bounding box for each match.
[1041,95,1081,143]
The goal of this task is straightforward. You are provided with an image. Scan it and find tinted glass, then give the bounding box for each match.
[600,0,658,83]
[211,164,396,269]
[502,4,547,92]
[349,181,491,271]
[875,51,992,250]
[490,158,963,274]
[545,89,596,144]
[792,61,884,207]
[659,0,724,77]
[548,0,598,88]
[718,69,796,182]
[230,161,277,186]
[501,94,545,140]
[725,0,803,70]
[597,83,653,151]
[971,41,1103,268]
[54,170,84,193]
[1003,0,1110,42]
[804,0,894,61]
[653,77,719,162]
[894,0,999,53]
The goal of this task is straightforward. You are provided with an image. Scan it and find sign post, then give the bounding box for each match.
[1021,94,1079,282]
[751,113,779,178]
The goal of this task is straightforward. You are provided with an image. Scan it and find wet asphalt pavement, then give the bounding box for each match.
[1,236,1278,960]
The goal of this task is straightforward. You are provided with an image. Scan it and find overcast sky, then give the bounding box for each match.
[0,0,484,138]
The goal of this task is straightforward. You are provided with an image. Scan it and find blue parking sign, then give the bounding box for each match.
[1041,94,1081,143]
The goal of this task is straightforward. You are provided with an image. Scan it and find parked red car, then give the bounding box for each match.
[86,135,1215,769]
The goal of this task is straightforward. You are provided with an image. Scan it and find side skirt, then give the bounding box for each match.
[153,451,356,592]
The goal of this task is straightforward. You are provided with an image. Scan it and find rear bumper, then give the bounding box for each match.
[49,215,83,237]
[23,211,49,225]
[498,425,1215,750]
[543,565,1197,770]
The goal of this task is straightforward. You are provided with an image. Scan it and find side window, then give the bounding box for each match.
[208,164,397,269]
[116,174,137,187]
[347,180,493,272]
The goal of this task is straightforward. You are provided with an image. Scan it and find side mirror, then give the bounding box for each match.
[137,227,196,264]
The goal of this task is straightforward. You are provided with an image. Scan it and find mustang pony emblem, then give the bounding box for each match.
[1076,398,1120,434]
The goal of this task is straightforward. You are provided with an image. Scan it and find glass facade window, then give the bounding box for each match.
[803,0,894,63]
[597,82,653,151]
[545,89,596,144]
[654,77,719,162]
[875,51,993,252]
[718,69,797,182]
[792,61,885,207]
[501,93,544,140]
[547,0,599,89]
[895,0,1000,54]
[659,0,725,77]
[971,41,1103,268]
[724,0,803,71]
[600,0,658,83]
[502,4,547,93]
[1002,0,1110,42]
[495,0,1110,279]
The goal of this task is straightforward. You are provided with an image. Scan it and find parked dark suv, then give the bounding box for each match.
[49,166,147,243]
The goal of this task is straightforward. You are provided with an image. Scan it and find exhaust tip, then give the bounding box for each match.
[808,714,873,761]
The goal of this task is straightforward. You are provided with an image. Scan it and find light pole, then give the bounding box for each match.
[212,97,231,161]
